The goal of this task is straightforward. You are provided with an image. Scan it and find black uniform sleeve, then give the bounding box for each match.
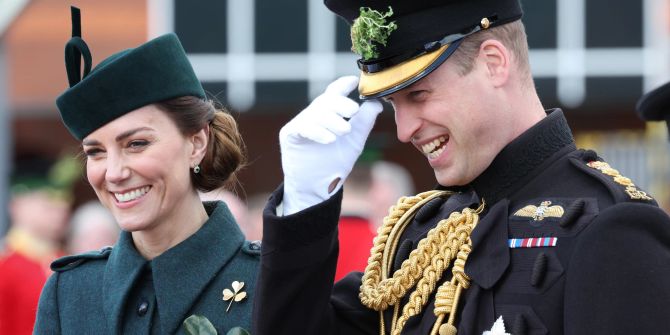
[252,185,377,335]
[564,202,670,333]
[34,273,61,335]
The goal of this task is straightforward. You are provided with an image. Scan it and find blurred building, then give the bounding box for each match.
[3,0,670,239]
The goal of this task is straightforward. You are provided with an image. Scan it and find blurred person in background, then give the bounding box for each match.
[0,155,77,335]
[336,164,375,281]
[336,161,414,280]
[636,80,670,136]
[34,8,258,334]
[200,188,258,240]
[368,160,415,230]
[67,200,119,255]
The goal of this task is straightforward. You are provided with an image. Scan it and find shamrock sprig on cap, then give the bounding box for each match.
[351,6,398,60]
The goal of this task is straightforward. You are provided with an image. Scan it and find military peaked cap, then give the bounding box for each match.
[325,0,523,99]
[56,7,205,140]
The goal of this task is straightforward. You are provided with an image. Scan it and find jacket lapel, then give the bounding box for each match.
[465,199,510,289]
[103,232,148,335]
[152,201,245,335]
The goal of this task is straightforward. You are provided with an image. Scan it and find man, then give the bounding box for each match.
[253,0,670,334]
[369,161,414,230]
[67,201,119,255]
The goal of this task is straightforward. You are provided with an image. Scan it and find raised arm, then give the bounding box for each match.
[252,76,382,335]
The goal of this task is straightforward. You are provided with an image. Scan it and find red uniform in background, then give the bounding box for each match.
[335,216,375,281]
[0,228,60,335]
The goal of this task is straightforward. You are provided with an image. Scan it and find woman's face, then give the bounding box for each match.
[82,105,205,232]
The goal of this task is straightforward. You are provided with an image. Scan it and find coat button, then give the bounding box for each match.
[137,301,149,316]
[249,240,261,250]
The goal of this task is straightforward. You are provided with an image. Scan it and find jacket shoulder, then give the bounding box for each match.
[568,149,656,205]
[50,246,113,272]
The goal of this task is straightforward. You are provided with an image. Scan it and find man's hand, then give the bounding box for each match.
[280,76,383,215]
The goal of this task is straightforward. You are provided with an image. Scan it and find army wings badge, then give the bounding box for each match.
[513,201,564,221]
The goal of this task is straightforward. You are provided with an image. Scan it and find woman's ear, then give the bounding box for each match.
[478,39,510,87]
[190,126,209,164]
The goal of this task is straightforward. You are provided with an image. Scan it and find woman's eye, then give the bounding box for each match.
[128,140,149,149]
[84,148,103,157]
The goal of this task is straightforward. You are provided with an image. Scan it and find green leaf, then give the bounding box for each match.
[183,315,218,335]
[226,327,251,335]
[350,6,398,60]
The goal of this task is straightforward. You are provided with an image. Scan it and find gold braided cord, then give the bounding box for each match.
[359,188,482,335]
[359,191,451,311]
[382,191,451,279]
[433,243,472,315]
[391,210,479,335]
[366,191,449,335]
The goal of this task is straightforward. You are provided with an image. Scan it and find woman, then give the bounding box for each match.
[34,8,258,334]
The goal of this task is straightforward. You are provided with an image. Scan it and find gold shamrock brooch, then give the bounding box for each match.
[222,281,247,312]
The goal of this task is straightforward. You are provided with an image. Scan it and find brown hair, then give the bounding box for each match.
[157,96,247,192]
[449,20,532,85]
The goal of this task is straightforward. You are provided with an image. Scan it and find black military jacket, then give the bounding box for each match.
[253,110,670,334]
[34,201,259,335]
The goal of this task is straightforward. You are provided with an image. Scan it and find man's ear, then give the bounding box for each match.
[478,39,510,87]
[190,126,209,164]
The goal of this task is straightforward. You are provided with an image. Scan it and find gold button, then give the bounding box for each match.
[480,17,491,29]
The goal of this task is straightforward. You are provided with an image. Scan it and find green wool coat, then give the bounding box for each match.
[34,201,259,335]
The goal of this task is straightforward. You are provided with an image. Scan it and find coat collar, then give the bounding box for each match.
[471,109,575,205]
[103,225,147,335]
[103,201,245,335]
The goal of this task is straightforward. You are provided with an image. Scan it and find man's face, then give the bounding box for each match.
[386,53,516,187]
[11,191,70,242]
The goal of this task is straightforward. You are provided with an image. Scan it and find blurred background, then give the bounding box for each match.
[0,0,669,245]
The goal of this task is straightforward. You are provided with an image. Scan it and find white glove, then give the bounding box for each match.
[280,76,383,215]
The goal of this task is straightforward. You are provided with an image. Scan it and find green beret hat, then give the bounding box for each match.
[56,7,206,140]
[324,0,523,99]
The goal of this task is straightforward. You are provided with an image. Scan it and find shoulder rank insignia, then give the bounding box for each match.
[513,201,564,221]
[586,161,653,201]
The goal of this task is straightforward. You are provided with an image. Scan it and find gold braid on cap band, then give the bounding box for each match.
[359,190,484,335]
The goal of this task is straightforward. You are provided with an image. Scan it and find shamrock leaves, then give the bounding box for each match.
[180,281,250,335]
[222,281,247,312]
[182,315,250,335]
[183,315,217,335]
[350,6,398,60]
